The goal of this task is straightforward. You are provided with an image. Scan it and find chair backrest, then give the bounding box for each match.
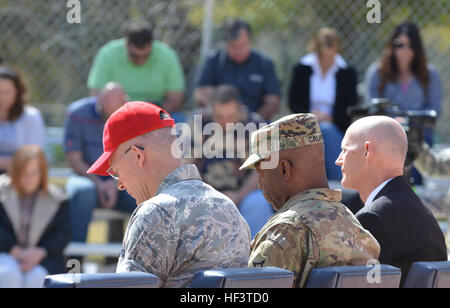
[43,272,160,288]
[305,265,402,288]
[402,261,450,288]
[189,267,294,288]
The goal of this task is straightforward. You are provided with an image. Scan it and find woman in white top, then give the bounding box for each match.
[0,65,46,173]
[289,28,358,180]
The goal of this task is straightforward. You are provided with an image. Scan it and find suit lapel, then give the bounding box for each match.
[373,176,406,202]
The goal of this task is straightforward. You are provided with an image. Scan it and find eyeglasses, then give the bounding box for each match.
[107,145,144,180]
[393,39,411,49]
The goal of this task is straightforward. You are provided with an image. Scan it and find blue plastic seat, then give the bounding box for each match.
[305,265,402,288]
[43,272,160,288]
[402,261,450,288]
[189,267,294,288]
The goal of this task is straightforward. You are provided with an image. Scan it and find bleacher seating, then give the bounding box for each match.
[43,272,160,288]
[305,265,402,288]
[64,242,122,257]
[43,262,450,288]
[189,267,294,288]
[402,261,450,288]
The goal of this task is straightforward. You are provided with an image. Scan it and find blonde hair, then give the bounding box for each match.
[308,27,341,55]
[8,145,48,196]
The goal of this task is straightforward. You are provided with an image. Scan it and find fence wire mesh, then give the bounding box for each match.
[0,0,449,140]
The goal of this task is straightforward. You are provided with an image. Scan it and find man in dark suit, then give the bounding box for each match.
[335,115,447,283]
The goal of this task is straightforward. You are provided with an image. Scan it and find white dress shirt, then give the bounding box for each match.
[365,178,395,207]
[300,53,347,118]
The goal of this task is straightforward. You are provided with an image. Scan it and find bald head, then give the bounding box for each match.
[347,116,408,166]
[98,82,126,119]
[336,116,408,202]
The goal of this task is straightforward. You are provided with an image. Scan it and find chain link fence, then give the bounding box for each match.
[0,0,449,140]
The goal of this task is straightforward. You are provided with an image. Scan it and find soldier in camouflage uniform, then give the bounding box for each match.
[415,143,450,178]
[240,113,380,288]
[87,101,251,287]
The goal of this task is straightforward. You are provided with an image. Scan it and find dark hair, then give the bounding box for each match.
[223,19,252,41]
[212,85,242,106]
[126,21,153,48]
[378,22,429,95]
[0,65,27,121]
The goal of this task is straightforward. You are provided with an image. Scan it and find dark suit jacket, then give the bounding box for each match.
[288,63,358,133]
[356,176,447,283]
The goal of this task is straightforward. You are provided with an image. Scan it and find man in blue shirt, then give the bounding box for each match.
[64,82,136,242]
[194,19,281,121]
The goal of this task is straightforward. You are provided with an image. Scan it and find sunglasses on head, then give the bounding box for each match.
[0,66,18,79]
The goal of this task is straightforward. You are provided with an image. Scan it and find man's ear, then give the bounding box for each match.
[279,159,292,182]
[364,141,374,161]
[133,145,146,167]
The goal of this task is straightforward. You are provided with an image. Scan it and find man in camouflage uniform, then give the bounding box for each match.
[415,143,450,178]
[87,101,251,287]
[240,113,380,288]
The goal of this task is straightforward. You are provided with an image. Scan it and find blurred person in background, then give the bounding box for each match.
[193,85,274,238]
[87,21,186,123]
[415,143,450,178]
[365,22,441,116]
[195,19,281,121]
[0,65,46,174]
[64,82,135,243]
[0,145,70,288]
[365,22,442,185]
[288,27,357,181]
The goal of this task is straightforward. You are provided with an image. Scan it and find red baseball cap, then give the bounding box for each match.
[87,101,175,176]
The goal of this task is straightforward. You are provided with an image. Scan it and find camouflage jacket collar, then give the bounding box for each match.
[279,188,342,213]
[156,164,202,195]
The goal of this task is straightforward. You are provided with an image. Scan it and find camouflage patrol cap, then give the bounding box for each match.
[239,113,323,170]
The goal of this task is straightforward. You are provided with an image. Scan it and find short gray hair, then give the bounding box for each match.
[134,127,181,159]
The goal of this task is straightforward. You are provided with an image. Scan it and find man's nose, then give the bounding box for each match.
[335,153,343,166]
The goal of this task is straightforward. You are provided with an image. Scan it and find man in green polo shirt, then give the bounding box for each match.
[87,21,185,121]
